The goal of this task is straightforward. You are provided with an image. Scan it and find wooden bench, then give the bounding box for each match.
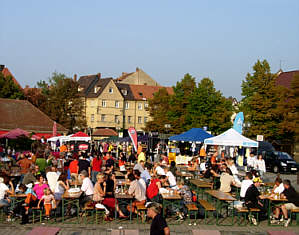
[290,208,299,226]
[26,227,60,235]
[136,204,147,223]
[235,207,260,226]
[198,199,215,224]
[186,203,198,225]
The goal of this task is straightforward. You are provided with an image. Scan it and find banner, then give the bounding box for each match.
[233,112,244,134]
[128,127,138,152]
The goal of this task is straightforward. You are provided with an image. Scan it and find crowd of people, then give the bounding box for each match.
[0,141,298,231]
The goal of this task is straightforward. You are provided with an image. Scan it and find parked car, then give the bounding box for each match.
[262,151,298,173]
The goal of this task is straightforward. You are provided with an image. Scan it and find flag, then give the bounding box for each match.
[233,112,244,134]
[52,121,57,137]
[128,127,137,152]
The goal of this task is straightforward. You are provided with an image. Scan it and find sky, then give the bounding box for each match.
[1,0,299,100]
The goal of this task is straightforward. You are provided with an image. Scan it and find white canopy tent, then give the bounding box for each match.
[204,128,258,148]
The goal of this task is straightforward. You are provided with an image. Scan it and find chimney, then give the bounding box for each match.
[0,65,4,72]
[136,67,139,72]
[122,72,127,76]
[73,74,77,81]
[97,73,101,79]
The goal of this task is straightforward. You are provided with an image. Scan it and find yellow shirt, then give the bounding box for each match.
[138,152,145,163]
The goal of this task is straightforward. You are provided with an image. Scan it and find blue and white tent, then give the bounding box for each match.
[204,128,258,148]
[169,128,213,142]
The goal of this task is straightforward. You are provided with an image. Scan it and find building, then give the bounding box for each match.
[0,98,68,138]
[0,65,23,90]
[78,69,173,134]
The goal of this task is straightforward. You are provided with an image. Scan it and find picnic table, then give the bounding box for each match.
[115,193,134,221]
[161,193,182,218]
[10,193,26,210]
[189,179,213,199]
[61,190,82,223]
[265,196,288,226]
[205,190,236,225]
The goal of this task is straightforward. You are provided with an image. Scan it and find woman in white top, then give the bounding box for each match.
[255,154,266,177]
[54,173,69,203]
[272,176,285,194]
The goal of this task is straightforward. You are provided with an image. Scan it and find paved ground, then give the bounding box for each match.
[0,172,298,235]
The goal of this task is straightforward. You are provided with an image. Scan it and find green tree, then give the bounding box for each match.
[144,88,172,133]
[34,72,86,132]
[186,78,232,134]
[241,60,281,140]
[0,72,24,99]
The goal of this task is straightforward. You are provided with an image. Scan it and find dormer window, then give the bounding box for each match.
[121,89,128,95]
[94,86,101,93]
[109,87,113,93]
[139,92,143,96]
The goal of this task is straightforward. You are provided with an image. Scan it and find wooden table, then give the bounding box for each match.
[61,191,82,223]
[115,171,125,179]
[115,193,134,221]
[10,194,26,209]
[69,180,82,187]
[176,171,194,182]
[161,193,182,217]
[266,196,288,226]
[205,190,236,225]
[190,179,213,199]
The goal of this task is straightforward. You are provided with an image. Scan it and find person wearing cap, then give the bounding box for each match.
[244,177,267,225]
[147,202,170,235]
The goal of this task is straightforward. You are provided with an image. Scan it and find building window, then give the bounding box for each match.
[91,114,94,122]
[144,117,148,123]
[125,102,129,109]
[115,115,120,124]
[144,102,148,109]
[109,87,113,93]
[101,114,106,122]
[128,116,132,124]
[121,89,128,95]
[138,116,142,124]
[115,100,120,108]
[138,103,142,110]
[102,100,106,107]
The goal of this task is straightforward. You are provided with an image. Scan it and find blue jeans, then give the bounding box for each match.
[92,171,99,184]
[0,199,10,214]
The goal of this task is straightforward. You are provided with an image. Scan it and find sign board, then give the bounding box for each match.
[257,135,264,141]
[78,144,89,150]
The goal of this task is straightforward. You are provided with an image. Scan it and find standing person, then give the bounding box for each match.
[272,179,299,227]
[254,154,266,178]
[78,153,91,182]
[138,149,146,163]
[69,156,79,182]
[35,154,47,176]
[147,202,170,235]
[37,188,56,220]
[247,152,256,171]
[91,153,102,184]
[16,153,33,183]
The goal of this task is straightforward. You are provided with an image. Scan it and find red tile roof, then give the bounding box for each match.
[92,128,118,136]
[0,98,68,133]
[1,67,23,90]
[276,70,299,89]
[129,84,174,100]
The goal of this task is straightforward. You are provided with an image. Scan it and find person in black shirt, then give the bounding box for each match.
[147,202,170,235]
[78,154,90,179]
[273,179,299,227]
[244,177,267,224]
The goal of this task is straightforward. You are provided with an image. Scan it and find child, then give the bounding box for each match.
[37,188,56,220]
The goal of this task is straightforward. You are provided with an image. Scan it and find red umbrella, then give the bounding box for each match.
[0,128,29,139]
[31,134,41,140]
[71,131,89,137]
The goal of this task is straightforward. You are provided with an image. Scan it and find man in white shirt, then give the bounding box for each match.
[154,163,166,176]
[164,167,177,189]
[240,172,253,200]
[46,166,59,193]
[0,177,14,215]
[79,170,94,207]
[127,173,146,214]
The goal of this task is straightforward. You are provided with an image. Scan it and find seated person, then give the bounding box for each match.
[272,176,284,195]
[240,172,253,200]
[146,175,167,203]
[79,170,94,207]
[272,179,299,227]
[244,177,267,225]
[219,168,237,193]
[176,180,193,220]
[169,161,178,177]
[164,167,177,189]
[126,173,146,214]
[0,177,14,220]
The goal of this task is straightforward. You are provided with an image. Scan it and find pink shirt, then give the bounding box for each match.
[33,183,49,199]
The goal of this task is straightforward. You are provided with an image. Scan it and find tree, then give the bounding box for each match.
[32,72,86,132]
[144,88,172,133]
[186,78,232,134]
[0,72,24,99]
[241,60,282,140]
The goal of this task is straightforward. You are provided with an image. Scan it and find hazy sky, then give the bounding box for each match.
[1,0,298,100]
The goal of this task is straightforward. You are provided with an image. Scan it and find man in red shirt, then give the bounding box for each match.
[69,156,79,182]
